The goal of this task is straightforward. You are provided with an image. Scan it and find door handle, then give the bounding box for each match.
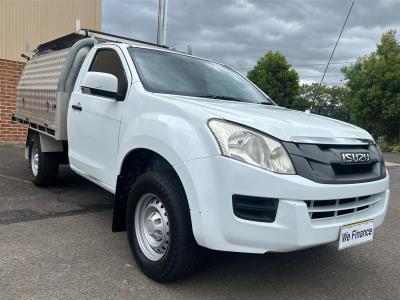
[71,103,82,111]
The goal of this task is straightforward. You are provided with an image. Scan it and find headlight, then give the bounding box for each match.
[208,119,295,174]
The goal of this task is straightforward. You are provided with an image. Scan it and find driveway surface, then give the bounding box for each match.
[0,143,399,299]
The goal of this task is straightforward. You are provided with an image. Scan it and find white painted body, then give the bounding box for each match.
[81,71,118,94]
[66,43,390,253]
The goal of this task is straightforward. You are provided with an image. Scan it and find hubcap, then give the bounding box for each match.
[31,143,39,176]
[135,193,170,261]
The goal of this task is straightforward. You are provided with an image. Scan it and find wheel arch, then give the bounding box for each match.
[112,147,193,233]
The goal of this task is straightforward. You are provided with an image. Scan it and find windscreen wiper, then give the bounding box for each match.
[196,94,251,103]
[195,94,274,105]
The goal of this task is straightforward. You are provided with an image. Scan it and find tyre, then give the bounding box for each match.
[28,133,59,186]
[127,171,203,282]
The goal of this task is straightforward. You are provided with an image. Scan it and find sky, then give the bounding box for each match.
[103,0,400,85]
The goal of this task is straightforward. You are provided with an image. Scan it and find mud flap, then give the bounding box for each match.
[112,175,127,232]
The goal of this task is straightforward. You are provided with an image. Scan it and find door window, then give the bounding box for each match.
[89,49,128,98]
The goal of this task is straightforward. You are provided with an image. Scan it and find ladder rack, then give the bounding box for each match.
[36,29,168,53]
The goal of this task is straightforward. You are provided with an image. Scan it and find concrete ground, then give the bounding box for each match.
[383,152,400,165]
[0,143,399,300]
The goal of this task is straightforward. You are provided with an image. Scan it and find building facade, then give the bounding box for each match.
[0,0,102,141]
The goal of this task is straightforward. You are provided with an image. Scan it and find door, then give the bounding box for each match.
[68,46,130,188]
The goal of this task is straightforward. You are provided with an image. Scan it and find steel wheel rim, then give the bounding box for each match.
[31,143,39,177]
[135,193,170,261]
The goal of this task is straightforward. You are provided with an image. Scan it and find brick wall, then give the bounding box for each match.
[0,59,27,141]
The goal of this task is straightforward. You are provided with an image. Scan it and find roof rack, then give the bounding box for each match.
[36,29,169,53]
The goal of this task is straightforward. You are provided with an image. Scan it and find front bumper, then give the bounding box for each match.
[176,156,390,253]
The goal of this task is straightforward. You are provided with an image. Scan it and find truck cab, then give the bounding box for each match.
[68,44,131,190]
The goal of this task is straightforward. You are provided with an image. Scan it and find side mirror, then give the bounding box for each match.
[81,72,123,101]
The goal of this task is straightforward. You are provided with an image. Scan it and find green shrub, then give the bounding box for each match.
[378,136,400,152]
[342,30,400,140]
[379,141,392,152]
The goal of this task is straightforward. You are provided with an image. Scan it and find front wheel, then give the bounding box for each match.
[28,134,59,186]
[127,171,203,282]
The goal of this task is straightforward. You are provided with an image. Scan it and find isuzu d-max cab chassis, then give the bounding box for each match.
[12,30,390,282]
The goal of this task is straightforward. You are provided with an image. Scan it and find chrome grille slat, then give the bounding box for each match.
[307,196,381,213]
[354,197,359,213]
[334,199,339,217]
[309,200,314,219]
[305,194,382,220]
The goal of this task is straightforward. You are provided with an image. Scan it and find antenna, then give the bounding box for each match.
[309,1,354,112]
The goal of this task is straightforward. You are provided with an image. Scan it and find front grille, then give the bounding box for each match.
[304,194,382,220]
[332,163,373,175]
[283,141,386,184]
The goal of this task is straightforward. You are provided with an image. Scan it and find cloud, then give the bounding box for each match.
[103,0,400,84]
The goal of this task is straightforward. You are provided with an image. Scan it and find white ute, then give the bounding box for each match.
[13,30,390,282]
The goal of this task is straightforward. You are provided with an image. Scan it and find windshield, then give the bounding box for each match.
[128,47,274,104]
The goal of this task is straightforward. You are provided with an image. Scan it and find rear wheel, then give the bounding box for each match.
[127,171,203,282]
[28,134,59,186]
